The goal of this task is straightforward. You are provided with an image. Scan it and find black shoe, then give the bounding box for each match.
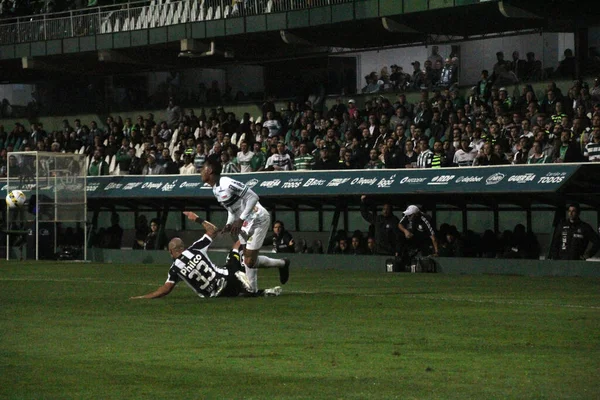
[279,258,290,284]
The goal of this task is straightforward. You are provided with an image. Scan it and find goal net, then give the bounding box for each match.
[5,151,87,261]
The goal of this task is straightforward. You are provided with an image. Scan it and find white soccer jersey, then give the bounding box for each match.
[236,150,254,173]
[453,148,478,166]
[213,176,268,225]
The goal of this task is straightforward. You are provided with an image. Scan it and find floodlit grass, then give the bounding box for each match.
[1,262,599,400]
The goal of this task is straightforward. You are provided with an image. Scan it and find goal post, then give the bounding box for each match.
[5,151,87,261]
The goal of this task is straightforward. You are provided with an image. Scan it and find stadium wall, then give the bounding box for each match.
[89,249,600,278]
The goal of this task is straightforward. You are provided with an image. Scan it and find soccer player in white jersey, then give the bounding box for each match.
[201,157,290,292]
[130,212,281,299]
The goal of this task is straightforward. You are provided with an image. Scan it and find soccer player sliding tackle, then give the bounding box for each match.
[130,214,281,299]
[200,158,290,292]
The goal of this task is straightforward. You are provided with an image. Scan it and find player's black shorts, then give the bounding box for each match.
[218,249,250,297]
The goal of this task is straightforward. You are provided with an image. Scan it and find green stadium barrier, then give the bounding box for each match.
[90,249,600,277]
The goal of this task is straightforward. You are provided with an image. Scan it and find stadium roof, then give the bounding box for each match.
[1,0,600,82]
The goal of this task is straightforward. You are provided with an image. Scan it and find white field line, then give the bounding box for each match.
[1,277,599,310]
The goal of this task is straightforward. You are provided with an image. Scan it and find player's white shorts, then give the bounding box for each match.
[240,209,271,251]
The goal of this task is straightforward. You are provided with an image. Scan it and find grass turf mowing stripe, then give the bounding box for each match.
[2,276,600,310]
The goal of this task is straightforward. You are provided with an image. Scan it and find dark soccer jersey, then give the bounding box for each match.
[166,235,230,298]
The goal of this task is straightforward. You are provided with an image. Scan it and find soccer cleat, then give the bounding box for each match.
[278,258,290,284]
[235,271,255,293]
[263,286,282,297]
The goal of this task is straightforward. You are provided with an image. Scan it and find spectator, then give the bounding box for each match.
[347,99,359,120]
[555,49,576,79]
[221,151,240,174]
[365,236,377,255]
[250,142,266,172]
[527,140,550,164]
[180,154,196,174]
[103,212,124,249]
[431,140,448,168]
[584,126,600,161]
[235,140,254,173]
[552,129,583,163]
[132,215,150,249]
[193,143,208,172]
[265,142,293,171]
[416,138,433,168]
[359,195,400,256]
[438,58,458,89]
[159,148,179,174]
[158,121,172,142]
[362,72,381,93]
[142,153,165,175]
[313,147,338,170]
[294,143,315,170]
[270,220,295,253]
[309,240,324,254]
[294,238,308,254]
[349,235,365,255]
[1,98,13,118]
[166,97,182,129]
[473,142,504,166]
[453,138,477,166]
[262,111,282,138]
[509,50,526,81]
[549,204,600,260]
[524,52,543,81]
[590,77,600,104]
[333,237,350,255]
[364,148,384,169]
[438,225,463,257]
[87,149,109,176]
[476,69,492,102]
[410,61,425,90]
[144,218,169,250]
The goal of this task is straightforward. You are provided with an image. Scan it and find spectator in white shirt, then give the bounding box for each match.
[265,142,293,171]
[180,154,196,175]
[236,140,254,173]
[262,111,282,137]
[453,138,478,166]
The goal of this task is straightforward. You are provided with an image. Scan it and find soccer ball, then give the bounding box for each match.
[6,190,27,209]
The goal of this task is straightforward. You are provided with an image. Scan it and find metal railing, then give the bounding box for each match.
[0,0,359,45]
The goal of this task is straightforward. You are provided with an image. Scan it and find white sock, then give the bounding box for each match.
[244,266,258,292]
[256,256,285,268]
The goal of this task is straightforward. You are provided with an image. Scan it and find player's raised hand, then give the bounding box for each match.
[183,211,199,221]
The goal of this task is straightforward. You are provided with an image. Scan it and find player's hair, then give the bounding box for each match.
[205,157,222,176]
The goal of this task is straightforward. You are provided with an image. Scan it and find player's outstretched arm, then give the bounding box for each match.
[130,282,175,299]
[183,211,218,238]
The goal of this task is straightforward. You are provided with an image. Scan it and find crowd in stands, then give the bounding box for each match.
[0,0,88,20]
[3,68,600,178]
[365,47,600,96]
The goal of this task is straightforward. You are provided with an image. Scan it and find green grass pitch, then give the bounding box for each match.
[1,262,599,400]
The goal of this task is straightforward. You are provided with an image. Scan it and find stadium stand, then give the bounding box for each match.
[2,0,600,261]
